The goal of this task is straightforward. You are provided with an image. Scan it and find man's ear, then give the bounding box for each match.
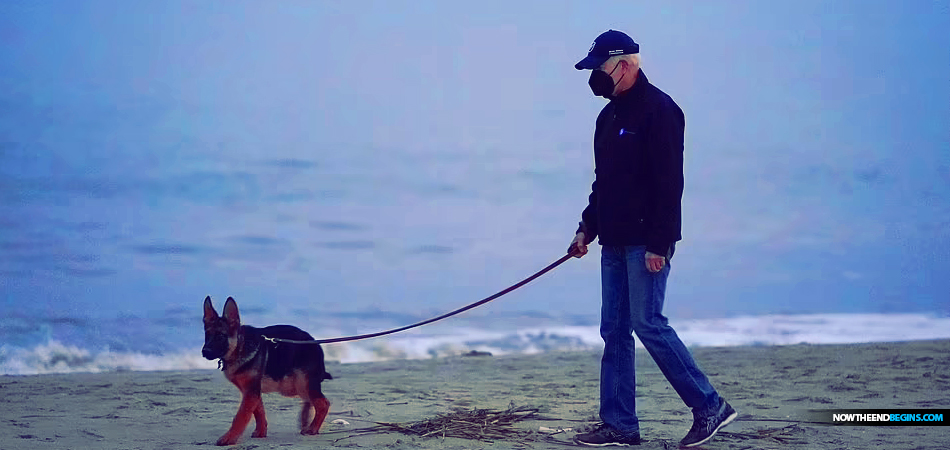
[223,297,241,329]
[621,59,633,74]
[203,296,219,323]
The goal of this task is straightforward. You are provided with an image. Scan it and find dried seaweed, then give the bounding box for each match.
[337,404,571,446]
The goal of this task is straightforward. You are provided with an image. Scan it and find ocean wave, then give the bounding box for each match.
[0,340,216,375]
[2,313,949,375]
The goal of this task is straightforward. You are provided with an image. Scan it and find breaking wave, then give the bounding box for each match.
[2,313,948,375]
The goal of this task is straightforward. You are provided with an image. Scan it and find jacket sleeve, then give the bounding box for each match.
[645,100,685,257]
[577,172,599,245]
[577,103,614,245]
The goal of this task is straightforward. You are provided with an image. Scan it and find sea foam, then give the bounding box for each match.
[2,313,948,375]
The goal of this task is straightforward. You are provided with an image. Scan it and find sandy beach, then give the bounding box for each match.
[2,339,947,450]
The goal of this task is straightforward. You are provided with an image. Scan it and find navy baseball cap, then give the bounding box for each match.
[575,29,640,70]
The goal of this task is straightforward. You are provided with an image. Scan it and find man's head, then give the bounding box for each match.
[576,30,641,98]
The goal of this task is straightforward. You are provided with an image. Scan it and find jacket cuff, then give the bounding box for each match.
[646,241,670,258]
[576,221,595,245]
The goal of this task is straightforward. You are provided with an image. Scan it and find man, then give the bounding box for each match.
[569,30,737,447]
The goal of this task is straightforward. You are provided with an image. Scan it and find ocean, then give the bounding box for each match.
[1,1,948,375]
[3,310,950,375]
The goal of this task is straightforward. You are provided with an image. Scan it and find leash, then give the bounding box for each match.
[263,248,580,345]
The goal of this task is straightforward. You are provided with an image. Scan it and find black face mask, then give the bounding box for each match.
[588,61,624,98]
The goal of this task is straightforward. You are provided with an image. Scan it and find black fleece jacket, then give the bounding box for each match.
[577,69,685,257]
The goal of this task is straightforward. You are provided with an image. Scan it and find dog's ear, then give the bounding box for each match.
[203,296,219,323]
[223,296,241,329]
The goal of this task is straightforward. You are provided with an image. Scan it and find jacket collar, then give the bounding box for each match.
[610,69,648,103]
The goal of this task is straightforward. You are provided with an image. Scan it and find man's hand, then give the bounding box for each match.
[569,232,588,258]
[645,251,666,273]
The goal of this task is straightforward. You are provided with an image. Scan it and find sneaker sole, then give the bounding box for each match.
[680,410,738,448]
[573,440,634,447]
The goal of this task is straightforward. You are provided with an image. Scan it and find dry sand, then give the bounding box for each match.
[2,339,948,449]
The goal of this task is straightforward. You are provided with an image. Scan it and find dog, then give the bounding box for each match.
[202,296,332,446]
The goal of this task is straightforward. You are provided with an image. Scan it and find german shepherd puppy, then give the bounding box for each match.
[202,296,332,446]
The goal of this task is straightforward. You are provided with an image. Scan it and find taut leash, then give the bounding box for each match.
[263,248,579,345]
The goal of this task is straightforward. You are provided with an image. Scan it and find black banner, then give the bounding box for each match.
[808,409,949,426]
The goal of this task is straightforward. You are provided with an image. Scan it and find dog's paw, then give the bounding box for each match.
[215,435,239,446]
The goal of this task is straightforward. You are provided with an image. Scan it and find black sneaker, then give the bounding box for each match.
[574,423,641,447]
[679,399,737,447]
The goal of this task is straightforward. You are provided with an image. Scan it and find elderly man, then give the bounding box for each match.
[569,30,736,447]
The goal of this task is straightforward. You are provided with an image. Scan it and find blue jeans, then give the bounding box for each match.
[599,245,720,434]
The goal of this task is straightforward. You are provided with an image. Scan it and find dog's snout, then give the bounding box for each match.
[202,339,226,360]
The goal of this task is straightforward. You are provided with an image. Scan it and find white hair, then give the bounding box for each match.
[601,53,640,71]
